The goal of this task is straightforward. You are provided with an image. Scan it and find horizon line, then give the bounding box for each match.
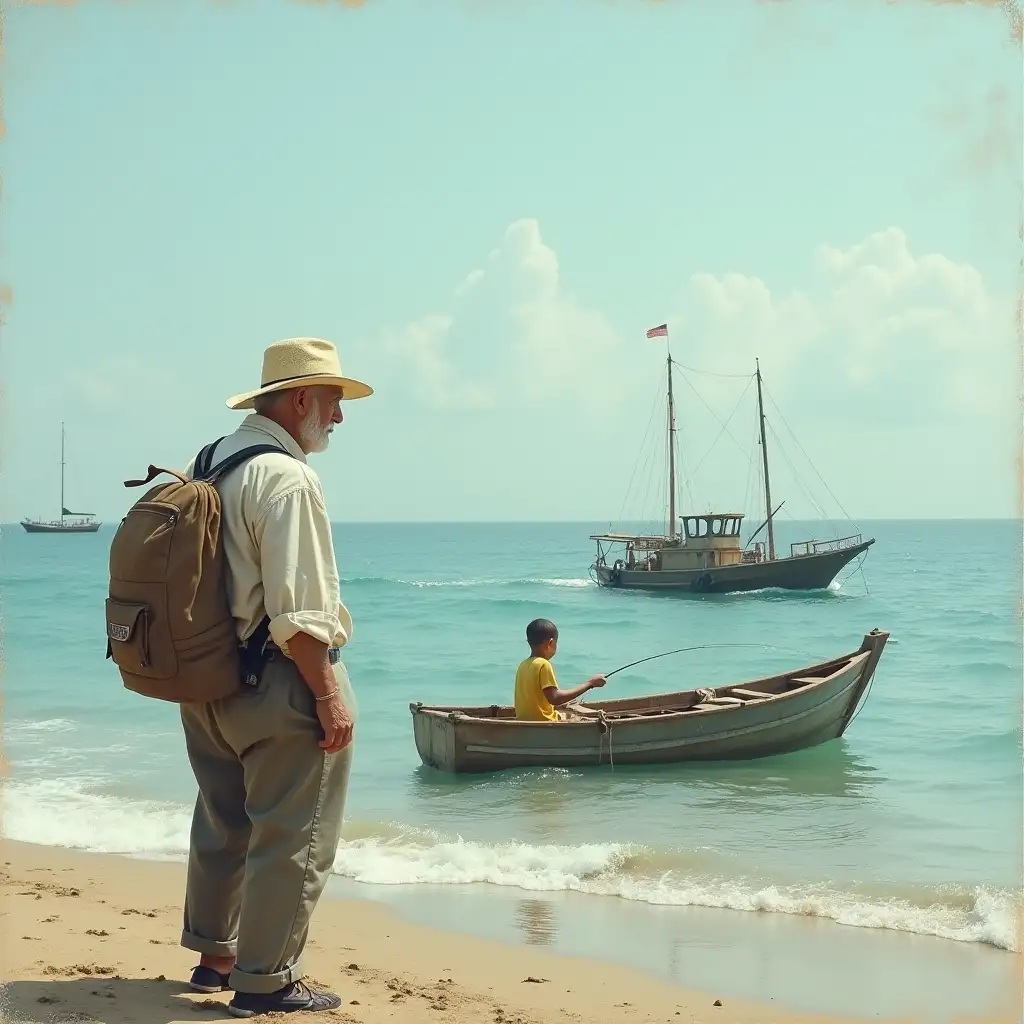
[2,516,1022,528]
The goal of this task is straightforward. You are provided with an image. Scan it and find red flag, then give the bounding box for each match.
[646,324,668,338]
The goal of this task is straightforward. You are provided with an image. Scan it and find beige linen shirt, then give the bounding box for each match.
[184,414,356,716]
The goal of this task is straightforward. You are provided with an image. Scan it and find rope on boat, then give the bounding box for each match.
[844,656,879,731]
[597,710,612,767]
[855,553,871,596]
[595,687,713,766]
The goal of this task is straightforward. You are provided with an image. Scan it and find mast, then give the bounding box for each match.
[60,422,66,521]
[646,322,678,540]
[755,360,775,560]
[666,346,677,540]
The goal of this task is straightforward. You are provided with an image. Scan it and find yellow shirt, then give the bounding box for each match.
[514,656,559,721]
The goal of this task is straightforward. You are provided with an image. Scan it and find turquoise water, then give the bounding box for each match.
[2,519,1021,954]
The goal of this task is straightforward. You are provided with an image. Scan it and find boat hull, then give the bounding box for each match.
[410,630,888,773]
[20,521,101,534]
[593,540,873,593]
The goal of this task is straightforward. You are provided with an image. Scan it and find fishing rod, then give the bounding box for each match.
[564,643,821,707]
[602,642,817,679]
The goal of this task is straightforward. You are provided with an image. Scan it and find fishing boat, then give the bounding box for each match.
[21,423,101,534]
[590,325,873,593]
[409,628,888,773]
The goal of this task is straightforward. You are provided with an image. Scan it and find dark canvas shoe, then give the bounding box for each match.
[227,981,343,1018]
[188,965,232,993]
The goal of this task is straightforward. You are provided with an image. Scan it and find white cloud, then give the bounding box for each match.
[369,220,1012,426]
[667,225,1014,427]
[353,220,1016,518]
[365,218,628,413]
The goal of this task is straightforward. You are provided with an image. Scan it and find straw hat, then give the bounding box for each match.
[226,337,374,410]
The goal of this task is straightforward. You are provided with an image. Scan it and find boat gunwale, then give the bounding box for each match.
[460,672,865,756]
[408,648,871,726]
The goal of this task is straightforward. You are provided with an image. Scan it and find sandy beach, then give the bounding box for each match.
[1,840,1019,1024]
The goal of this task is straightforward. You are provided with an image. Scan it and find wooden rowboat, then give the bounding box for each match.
[410,629,889,774]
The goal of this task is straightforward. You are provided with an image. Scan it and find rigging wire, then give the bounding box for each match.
[741,409,757,522]
[745,407,764,526]
[670,363,755,379]
[856,553,872,595]
[673,364,753,462]
[765,419,831,521]
[761,383,855,523]
[669,362,695,516]
[643,428,667,530]
[616,371,666,525]
[688,374,756,482]
[631,402,655,529]
[648,375,677,529]
[676,425,696,514]
[622,367,671,530]
[631,411,665,531]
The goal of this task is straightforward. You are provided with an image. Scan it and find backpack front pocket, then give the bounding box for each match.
[105,588,176,679]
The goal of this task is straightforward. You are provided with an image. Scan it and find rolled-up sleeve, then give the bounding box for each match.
[253,483,348,652]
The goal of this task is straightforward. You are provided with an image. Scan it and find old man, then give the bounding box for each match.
[179,337,371,1018]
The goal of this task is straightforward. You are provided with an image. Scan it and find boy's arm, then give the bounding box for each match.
[541,662,607,707]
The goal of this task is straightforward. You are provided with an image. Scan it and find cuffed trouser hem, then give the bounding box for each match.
[229,962,304,995]
[180,929,237,958]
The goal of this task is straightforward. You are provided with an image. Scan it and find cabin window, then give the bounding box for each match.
[684,517,697,537]
[711,518,723,536]
[697,518,709,537]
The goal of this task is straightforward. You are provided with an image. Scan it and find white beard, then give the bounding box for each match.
[299,406,332,453]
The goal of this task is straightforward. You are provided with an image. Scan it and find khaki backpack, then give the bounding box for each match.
[105,440,292,703]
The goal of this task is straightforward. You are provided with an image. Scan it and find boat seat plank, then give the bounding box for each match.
[788,676,830,687]
[728,688,774,700]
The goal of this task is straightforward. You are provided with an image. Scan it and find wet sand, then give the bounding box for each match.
[1,840,1020,1024]
[331,876,1022,1023]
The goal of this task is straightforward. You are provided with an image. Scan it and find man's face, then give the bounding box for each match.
[297,386,345,454]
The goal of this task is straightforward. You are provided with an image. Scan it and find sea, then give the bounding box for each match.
[2,518,1022,1015]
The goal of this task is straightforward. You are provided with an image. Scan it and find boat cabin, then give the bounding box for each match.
[591,513,766,574]
[665,513,746,569]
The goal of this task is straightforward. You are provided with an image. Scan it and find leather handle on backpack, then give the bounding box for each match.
[124,465,189,488]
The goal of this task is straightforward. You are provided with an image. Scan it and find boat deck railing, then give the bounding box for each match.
[789,533,863,557]
[591,533,670,551]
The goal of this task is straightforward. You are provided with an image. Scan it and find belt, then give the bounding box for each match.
[266,642,343,665]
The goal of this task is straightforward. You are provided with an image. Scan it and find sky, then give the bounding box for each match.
[1,0,1020,525]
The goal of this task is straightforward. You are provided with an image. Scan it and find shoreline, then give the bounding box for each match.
[1,841,1021,1024]
[328,875,1023,1023]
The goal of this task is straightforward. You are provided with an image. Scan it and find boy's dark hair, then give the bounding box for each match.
[526,618,558,647]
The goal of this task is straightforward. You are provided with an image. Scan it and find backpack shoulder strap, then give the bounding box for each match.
[193,437,226,478]
[195,443,295,484]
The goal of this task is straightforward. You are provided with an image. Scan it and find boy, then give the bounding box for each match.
[514,618,607,722]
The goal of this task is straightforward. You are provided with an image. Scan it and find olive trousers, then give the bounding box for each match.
[178,655,354,994]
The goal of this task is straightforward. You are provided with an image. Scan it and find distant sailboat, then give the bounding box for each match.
[21,423,101,534]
